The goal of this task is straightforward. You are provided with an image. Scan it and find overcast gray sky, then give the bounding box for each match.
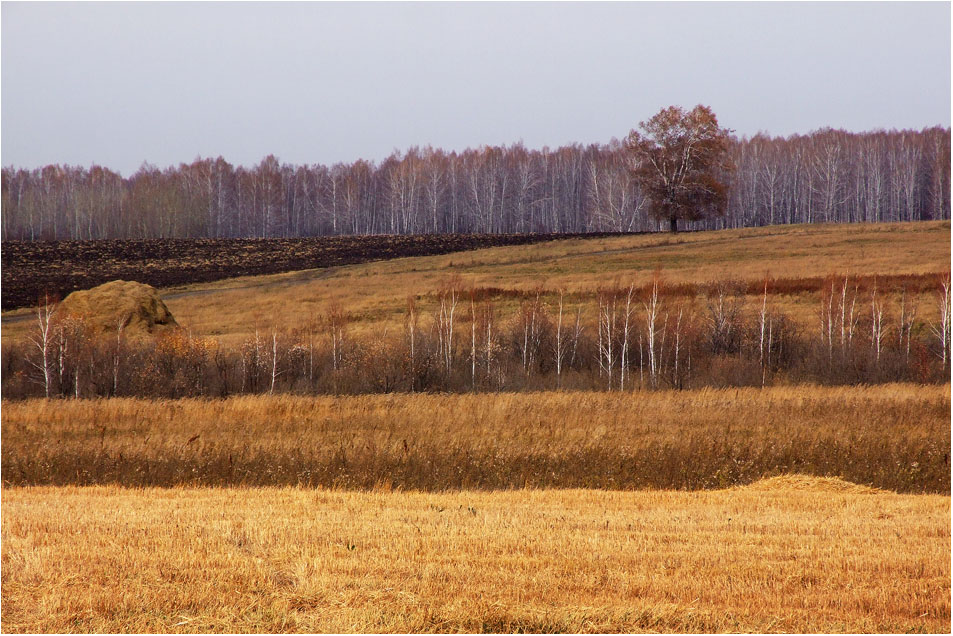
[2,2,950,175]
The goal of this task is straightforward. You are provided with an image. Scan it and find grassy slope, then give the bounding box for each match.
[4,221,946,344]
[162,221,953,344]
[2,484,949,633]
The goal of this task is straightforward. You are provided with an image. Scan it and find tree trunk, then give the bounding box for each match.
[669,216,678,233]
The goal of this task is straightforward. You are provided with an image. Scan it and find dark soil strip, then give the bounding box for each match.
[1,232,634,310]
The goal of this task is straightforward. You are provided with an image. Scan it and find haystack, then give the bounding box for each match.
[735,474,885,495]
[60,280,177,335]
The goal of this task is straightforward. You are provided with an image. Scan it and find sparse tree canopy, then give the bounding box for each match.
[624,105,734,233]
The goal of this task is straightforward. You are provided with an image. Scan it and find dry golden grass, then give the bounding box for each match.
[3,384,949,492]
[2,224,949,634]
[159,221,949,345]
[5,221,945,345]
[2,483,949,633]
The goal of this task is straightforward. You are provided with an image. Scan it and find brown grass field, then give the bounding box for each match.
[2,222,950,633]
[2,221,949,345]
[3,384,949,493]
[2,482,949,633]
[165,221,952,345]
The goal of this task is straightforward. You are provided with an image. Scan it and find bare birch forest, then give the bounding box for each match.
[2,127,949,240]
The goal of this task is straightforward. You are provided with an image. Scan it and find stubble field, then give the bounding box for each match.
[2,483,949,633]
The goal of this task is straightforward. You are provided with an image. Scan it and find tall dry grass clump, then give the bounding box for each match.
[3,384,948,492]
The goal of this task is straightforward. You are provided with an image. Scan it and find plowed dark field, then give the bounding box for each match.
[1,233,624,310]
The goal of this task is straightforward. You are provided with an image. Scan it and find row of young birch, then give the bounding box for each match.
[6,273,951,399]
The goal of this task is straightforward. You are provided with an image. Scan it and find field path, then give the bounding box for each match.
[160,265,340,301]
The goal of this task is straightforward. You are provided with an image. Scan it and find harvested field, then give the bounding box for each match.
[0,232,622,311]
[2,483,948,633]
[3,384,948,493]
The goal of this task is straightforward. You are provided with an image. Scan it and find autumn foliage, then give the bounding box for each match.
[624,105,733,232]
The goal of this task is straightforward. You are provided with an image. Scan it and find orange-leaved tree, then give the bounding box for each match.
[624,105,734,233]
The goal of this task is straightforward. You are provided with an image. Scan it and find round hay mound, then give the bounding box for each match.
[60,280,178,336]
[736,474,886,495]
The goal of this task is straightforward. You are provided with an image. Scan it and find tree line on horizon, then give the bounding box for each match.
[1,126,949,241]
